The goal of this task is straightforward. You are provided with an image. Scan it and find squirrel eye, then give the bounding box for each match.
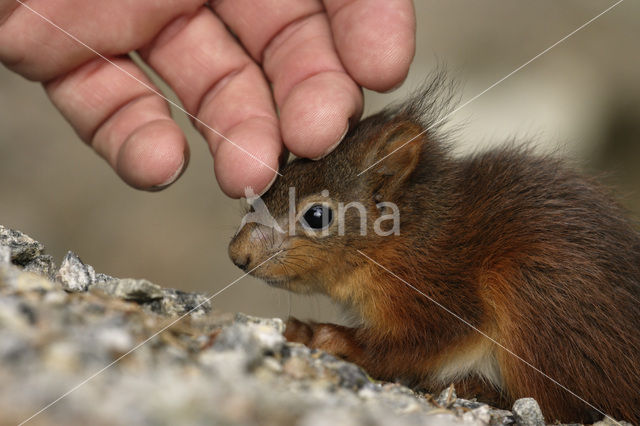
[302,204,333,230]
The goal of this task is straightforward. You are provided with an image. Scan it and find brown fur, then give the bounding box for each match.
[229,76,640,423]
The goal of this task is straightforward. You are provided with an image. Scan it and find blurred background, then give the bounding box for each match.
[1,1,639,321]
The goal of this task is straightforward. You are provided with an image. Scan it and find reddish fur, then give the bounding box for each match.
[230,78,640,423]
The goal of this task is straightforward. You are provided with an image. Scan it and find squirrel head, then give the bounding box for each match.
[229,79,454,297]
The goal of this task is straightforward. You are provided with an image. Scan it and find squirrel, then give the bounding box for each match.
[228,75,640,424]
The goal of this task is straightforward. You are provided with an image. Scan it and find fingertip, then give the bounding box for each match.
[116,119,188,190]
[215,150,279,199]
[280,72,362,159]
[148,146,189,191]
[257,170,279,197]
[330,0,415,92]
[311,120,349,160]
[352,37,414,93]
[212,119,281,198]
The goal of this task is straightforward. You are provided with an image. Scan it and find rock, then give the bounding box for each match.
[213,321,285,367]
[488,409,516,426]
[55,252,209,317]
[146,288,211,316]
[332,359,370,389]
[56,251,96,292]
[593,418,634,426]
[93,278,164,302]
[94,327,134,354]
[437,384,458,407]
[235,312,285,334]
[0,225,43,265]
[0,245,10,265]
[463,405,493,425]
[23,254,57,280]
[1,263,55,292]
[282,356,315,380]
[512,398,545,426]
[95,272,116,283]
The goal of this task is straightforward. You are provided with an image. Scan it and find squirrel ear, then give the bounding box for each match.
[370,121,422,197]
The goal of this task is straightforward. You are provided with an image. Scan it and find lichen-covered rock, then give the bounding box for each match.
[93,278,164,302]
[235,312,285,333]
[0,244,10,264]
[512,398,545,426]
[23,254,57,280]
[0,225,43,265]
[592,417,634,426]
[145,287,211,316]
[56,251,96,292]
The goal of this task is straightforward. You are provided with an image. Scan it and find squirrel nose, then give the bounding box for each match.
[231,252,251,271]
[229,232,253,271]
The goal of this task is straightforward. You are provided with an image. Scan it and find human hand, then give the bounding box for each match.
[0,0,415,197]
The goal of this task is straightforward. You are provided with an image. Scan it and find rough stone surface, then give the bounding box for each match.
[0,225,629,425]
[512,398,545,426]
[23,254,57,280]
[592,418,634,426]
[56,251,96,292]
[144,287,212,316]
[0,244,10,264]
[94,278,164,302]
[0,225,43,265]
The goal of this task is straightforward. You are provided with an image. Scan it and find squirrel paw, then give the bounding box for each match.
[284,317,361,362]
[284,317,314,346]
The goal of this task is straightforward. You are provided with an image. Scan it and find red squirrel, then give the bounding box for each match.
[228,76,640,424]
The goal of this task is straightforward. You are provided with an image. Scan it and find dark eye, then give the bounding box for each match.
[302,204,333,230]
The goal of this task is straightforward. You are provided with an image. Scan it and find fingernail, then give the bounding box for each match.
[149,155,186,191]
[258,170,279,197]
[312,122,349,160]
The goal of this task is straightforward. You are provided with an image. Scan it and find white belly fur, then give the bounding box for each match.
[432,339,502,388]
